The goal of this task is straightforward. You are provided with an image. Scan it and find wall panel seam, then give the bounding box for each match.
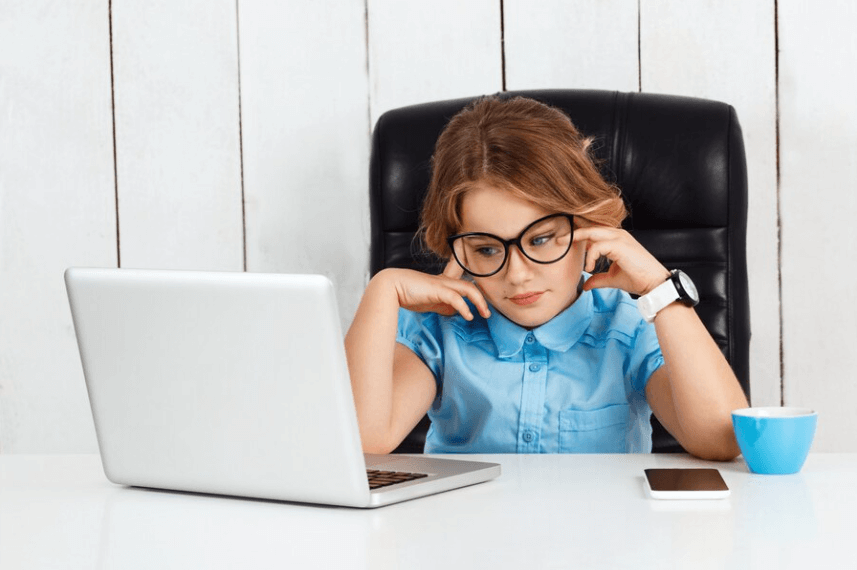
[774,0,784,406]
[109,0,121,267]
[235,0,247,272]
[636,0,641,92]
[500,0,506,91]
[364,0,372,135]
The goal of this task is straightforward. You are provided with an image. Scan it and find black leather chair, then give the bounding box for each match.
[369,89,750,454]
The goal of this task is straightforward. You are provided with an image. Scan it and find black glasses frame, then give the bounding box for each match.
[447,213,575,277]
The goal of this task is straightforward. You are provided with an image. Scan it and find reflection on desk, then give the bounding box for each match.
[1,453,854,569]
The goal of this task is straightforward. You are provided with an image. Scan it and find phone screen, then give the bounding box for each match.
[644,468,729,499]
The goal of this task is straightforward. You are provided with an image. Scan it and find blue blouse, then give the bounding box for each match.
[395,282,664,454]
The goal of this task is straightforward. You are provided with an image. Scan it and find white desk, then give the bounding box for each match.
[2,453,854,569]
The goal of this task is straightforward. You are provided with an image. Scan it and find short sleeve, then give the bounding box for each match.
[629,320,664,393]
[396,308,444,386]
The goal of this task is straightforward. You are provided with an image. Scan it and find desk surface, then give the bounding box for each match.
[2,453,854,569]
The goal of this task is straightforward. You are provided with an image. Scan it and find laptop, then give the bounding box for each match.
[64,268,500,508]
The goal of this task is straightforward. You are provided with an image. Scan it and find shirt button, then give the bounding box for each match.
[523,432,534,442]
[529,363,541,372]
[526,334,535,344]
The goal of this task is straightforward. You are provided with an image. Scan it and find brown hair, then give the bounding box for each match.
[420,96,626,257]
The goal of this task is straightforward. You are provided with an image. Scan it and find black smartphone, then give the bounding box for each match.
[644,468,730,499]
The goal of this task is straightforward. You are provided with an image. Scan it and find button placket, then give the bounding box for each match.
[517,339,548,453]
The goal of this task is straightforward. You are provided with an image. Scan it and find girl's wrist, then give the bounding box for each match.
[639,268,672,296]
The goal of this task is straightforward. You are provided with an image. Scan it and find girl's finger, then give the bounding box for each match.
[584,240,619,272]
[446,279,491,318]
[438,289,475,320]
[582,262,623,291]
[581,272,612,291]
[572,226,620,243]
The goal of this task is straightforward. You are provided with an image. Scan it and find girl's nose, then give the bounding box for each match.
[504,245,533,285]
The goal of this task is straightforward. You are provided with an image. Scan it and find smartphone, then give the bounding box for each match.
[643,468,730,500]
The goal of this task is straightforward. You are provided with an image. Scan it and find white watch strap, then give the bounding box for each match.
[637,278,680,323]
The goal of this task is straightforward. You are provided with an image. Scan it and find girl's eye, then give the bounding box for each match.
[529,233,554,247]
[475,246,501,257]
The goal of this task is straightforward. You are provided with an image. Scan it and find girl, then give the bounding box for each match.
[345,96,748,460]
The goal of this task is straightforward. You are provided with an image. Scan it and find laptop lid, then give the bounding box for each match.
[65,268,372,507]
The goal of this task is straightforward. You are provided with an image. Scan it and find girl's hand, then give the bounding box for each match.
[382,261,492,321]
[572,226,670,296]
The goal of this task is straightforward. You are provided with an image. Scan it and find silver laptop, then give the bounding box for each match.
[64,268,500,508]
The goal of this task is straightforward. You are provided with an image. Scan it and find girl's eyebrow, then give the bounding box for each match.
[460,215,551,238]
[459,228,514,241]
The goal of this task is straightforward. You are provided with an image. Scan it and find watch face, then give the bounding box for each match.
[677,271,699,302]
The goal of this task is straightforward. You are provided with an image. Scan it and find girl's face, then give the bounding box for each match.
[457,182,586,328]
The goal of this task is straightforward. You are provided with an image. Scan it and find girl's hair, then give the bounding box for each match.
[419,96,627,258]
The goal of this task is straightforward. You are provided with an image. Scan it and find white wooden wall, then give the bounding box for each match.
[112,0,245,272]
[1,2,116,453]
[1,1,853,453]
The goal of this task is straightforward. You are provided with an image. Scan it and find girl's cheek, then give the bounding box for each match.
[474,278,501,304]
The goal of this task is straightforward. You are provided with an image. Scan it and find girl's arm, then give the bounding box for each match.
[344,264,490,454]
[644,305,748,460]
[572,226,748,461]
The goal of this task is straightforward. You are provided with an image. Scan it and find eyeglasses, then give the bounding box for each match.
[447,213,574,277]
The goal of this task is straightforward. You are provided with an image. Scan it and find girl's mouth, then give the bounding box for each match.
[509,291,544,306]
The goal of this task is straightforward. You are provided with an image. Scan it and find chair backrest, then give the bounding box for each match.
[369,89,750,453]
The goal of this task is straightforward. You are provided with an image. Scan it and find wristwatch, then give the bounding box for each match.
[637,269,699,323]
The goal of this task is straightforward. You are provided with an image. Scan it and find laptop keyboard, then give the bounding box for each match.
[367,469,429,490]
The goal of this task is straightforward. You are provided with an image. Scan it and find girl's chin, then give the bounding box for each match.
[499,305,554,329]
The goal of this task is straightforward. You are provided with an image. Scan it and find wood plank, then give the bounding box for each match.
[779,0,857,451]
[641,1,781,408]
[112,0,244,271]
[0,2,116,452]
[238,0,370,328]
[504,0,639,91]
[367,0,503,126]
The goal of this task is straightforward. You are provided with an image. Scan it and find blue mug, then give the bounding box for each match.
[731,407,818,475]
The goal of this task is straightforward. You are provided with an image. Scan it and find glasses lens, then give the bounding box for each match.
[452,235,506,276]
[520,215,572,263]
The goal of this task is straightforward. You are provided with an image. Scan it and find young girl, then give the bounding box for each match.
[345,96,748,460]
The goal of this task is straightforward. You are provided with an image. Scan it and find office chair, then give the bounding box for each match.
[369,89,750,453]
